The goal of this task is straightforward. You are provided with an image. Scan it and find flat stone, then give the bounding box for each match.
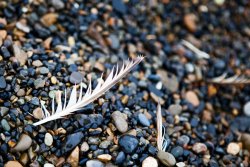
[70,72,84,84]
[13,44,28,66]
[34,78,45,89]
[32,60,43,67]
[67,146,79,167]
[12,134,32,152]
[4,161,23,167]
[244,102,250,116]
[157,70,179,93]
[111,111,128,133]
[142,156,158,167]
[44,133,53,146]
[192,142,207,154]
[17,89,25,97]
[227,142,240,155]
[97,154,112,163]
[185,91,200,107]
[33,107,43,119]
[138,113,150,127]
[157,151,176,167]
[168,104,182,115]
[51,0,65,10]
[86,160,104,167]
[39,67,49,74]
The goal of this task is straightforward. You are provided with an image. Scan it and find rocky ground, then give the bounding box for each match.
[1,0,250,167]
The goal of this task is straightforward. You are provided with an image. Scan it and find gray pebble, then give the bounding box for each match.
[111,111,128,133]
[138,113,150,127]
[157,151,176,166]
[1,119,10,131]
[34,78,45,89]
[86,160,104,167]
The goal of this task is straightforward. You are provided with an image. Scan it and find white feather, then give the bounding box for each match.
[33,56,144,126]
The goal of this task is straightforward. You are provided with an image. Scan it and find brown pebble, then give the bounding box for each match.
[184,13,197,32]
[185,91,200,107]
[227,142,240,155]
[41,13,58,27]
[4,161,23,167]
[33,107,43,120]
[67,146,79,167]
[97,154,112,162]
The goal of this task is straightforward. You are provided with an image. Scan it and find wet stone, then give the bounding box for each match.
[118,135,139,154]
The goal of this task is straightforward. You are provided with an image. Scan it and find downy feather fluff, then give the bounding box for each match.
[33,56,144,126]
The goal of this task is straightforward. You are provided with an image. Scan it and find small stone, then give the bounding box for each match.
[44,163,55,167]
[0,76,6,89]
[192,142,207,154]
[68,36,75,47]
[13,44,28,66]
[44,133,53,146]
[176,162,186,167]
[55,45,71,52]
[17,89,25,97]
[112,0,127,14]
[227,142,240,155]
[16,22,30,33]
[41,13,58,27]
[118,135,139,154]
[43,37,53,49]
[184,13,197,32]
[70,72,84,84]
[99,140,111,149]
[1,46,11,58]
[97,154,112,162]
[214,0,225,5]
[51,76,57,84]
[81,142,89,152]
[109,34,120,49]
[86,160,104,167]
[171,146,184,158]
[4,161,23,167]
[32,60,43,67]
[115,151,125,164]
[20,153,28,166]
[67,146,79,167]
[157,70,179,93]
[244,102,250,116]
[168,104,182,115]
[12,134,32,152]
[39,67,49,74]
[138,113,150,127]
[142,156,158,167]
[241,133,250,150]
[0,107,9,116]
[157,151,176,167]
[33,107,43,119]
[111,111,128,133]
[1,119,10,131]
[185,91,199,107]
[51,0,65,10]
[34,78,45,89]
[62,132,84,153]
[0,30,7,39]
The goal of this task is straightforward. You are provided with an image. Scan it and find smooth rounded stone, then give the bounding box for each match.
[29,97,40,105]
[157,151,176,167]
[138,113,150,127]
[81,142,89,152]
[184,13,197,32]
[0,76,6,89]
[12,134,32,152]
[115,151,125,164]
[142,156,158,167]
[192,143,207,154]
[67,146,79,167]
[32,60,43,67]
[168,104,182,115]
[1,119,10,131]
[243,102,250,116]
[185,63,195,73]
[240,133,250,150]
[17,89,25,97]
[1,46,11,58]
[70,72,84,84]
[177,135,190,146]
[51,76,57,84]
[62,132,84,153]
[97,154,112,163]
[13,44,28,66]
[109,34,120,49]
[39,67,49,74]
[118,135,139,154]
[185,91,199,107]
[176,162,186,167]
[214,0,225,5]
[227,142,240,155]
[0,107,9,116]
[33,107,43,119]
[88,137,100,145]
[44,133,53,146]
[51,0,65,10]
[157,70,178,93]
[44,163,55,167]
[99,140,111,149]
[20,153,29,166]
[111,111,128,133]
[171,146,184,158]
[86,160,104,167]
[4,161,23,167]
[34,78,45,89]
[16,22,30,33]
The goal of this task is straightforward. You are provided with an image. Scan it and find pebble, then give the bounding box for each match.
[51,76,57,84]
[243,102,250,116]
[4,161,23,167]
[138,113,150,127]
[115,151,125,164]
[12,44,28,66]
[227,142,240,155]
[240,133,250,150]
[0,76,6,89]
[62,132,84,153]
[157,151,176,167]
[44,163,55,167]
[99,140,111,149]
[81,142,89,152]
[17,89,25,97]
[118,135,139,154]
[70,72,84,84]
[44,133,53,146]
[97,154,112,162]
[67,146,79,167]
[16,22,30,33]
[41,13,58,27]
[86,160,104,167]
[1,119,10,131]
[177,135,190,146]
[184,13,197,32]
[34,78,45,89]
[192,142,207,154]
[111,111,128,133]
[33,107,43,119]
[51,0,65,10]
[0,107,9,116]
[32,60,43,67]
[185,91,200,107]
[176,162,186,167]
[157,70,179,93]
[168,104,182,115]
[12,134,32,152]
[171,146,184,158]
[142,156,158,167]
[39,67,49,74]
